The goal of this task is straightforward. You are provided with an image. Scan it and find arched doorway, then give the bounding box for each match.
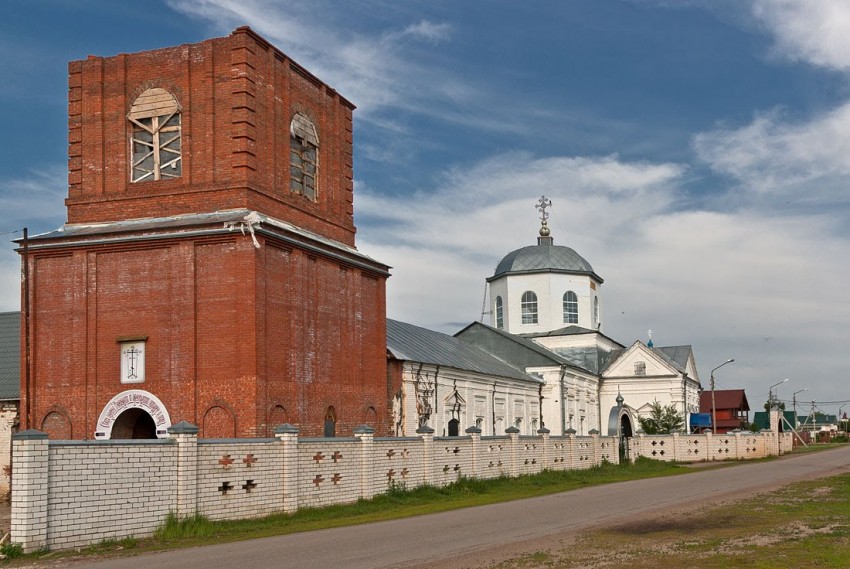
[620,413,633,462]
[448,418,460,437]
[95,389,171,439]
[111,408,157,439]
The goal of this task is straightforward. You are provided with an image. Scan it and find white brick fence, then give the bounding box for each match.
[629,430,793,462]
[11,424,618,552]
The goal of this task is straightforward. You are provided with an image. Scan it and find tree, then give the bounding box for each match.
[763,400,786,411]
[638,400,685,434]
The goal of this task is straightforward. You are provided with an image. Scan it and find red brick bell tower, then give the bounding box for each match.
[19,27,390,439]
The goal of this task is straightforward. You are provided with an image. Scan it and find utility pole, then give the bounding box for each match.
[792,388,807,429]
[709,358,735,433]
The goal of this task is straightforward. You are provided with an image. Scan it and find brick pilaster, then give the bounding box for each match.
[11,430,49,552]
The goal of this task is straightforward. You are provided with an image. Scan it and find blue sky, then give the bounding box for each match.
[2,0,849,418]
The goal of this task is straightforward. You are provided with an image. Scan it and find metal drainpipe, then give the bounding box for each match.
[433,365,440,435]
[538,383,543,430]
[492,381,497,436]
[559,365,567,435]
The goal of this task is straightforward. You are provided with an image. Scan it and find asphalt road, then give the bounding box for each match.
[60,446,850,569]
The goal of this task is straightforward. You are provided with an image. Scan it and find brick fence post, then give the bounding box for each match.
[705,430,714,461]
[11,430,49,552]
[167,421,199,519]
[538,427,551,470]
[274,423,299,513]
[354,425,375,500]
[465,426,481,478]
[565,428,577,469]
[671,432,680,462]
[416,426,434,486]
[505,426,520,477]
[589,429,600,466]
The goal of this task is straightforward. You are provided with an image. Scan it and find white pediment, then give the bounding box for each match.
[603,342,680,379]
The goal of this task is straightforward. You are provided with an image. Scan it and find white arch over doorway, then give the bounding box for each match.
[94,389,172,440]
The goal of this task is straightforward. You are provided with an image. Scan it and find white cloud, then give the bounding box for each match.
[166,0,456,118]
[693,102,850,200]
[752,0,850,71]
[356,145,850,404]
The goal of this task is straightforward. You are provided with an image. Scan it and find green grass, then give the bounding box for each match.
[153,458,684,546]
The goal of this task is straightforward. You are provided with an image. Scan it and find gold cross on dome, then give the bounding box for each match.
[535,195,552,222]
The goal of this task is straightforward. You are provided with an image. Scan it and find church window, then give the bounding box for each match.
[563,291,578,324]
[495,296,504,329]
[290,112,318,200]
[129,88,182,183]
[634,361,646,376]
[593,296,599,328]
[521,291,538,324]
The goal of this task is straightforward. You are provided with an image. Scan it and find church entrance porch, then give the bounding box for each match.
[95,389,171,440]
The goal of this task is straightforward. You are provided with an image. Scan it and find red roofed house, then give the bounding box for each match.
[700,389,750,433]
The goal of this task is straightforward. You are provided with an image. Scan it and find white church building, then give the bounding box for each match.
[390,197,702,441]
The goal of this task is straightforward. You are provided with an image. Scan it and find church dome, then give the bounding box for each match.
[490,243,601,281]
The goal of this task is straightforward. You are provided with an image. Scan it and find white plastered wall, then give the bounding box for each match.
[489,272,602,335]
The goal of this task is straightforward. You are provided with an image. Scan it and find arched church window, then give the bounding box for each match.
[495,296,504,329]
[563,291,578,324]
[128,88,182,182]
[290,112,319,200]
[521,291,538,324]
[593,296,599,328]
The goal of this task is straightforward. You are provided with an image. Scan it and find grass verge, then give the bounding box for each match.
[493,472,850,568]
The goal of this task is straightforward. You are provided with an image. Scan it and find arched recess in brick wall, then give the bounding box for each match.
[363,406,377,428]
[324,406,336,438]
[41,409,72,439]
[268,404,287,432]
[203,404,236,438]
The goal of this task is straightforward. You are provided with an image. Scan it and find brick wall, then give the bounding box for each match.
[11,424,620,552]
[23,26,389,441]
[24,227,388,439]
[629,431,793,462]
[67,27,356,246]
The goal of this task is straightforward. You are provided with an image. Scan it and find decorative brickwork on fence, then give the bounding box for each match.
[629,430,793,462]
[11,423,618,552]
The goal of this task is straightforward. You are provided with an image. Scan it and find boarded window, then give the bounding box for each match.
[128,88,182,182]
[290,113,318,200]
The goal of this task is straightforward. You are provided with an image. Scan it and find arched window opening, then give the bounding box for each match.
[129,88,182,182]
[495,296,504,329]
[41,410,72,440]
[447,418,460,437]
[112,408,157,439]
[290,113,318,200]
[563,291,578,324]
[324,406,337,438]
[521,291,538,324]
[593,296,600,328]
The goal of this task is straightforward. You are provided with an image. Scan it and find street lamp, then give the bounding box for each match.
[768,378,790,409]
[710,358,735,433]
[792,388,808,427]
